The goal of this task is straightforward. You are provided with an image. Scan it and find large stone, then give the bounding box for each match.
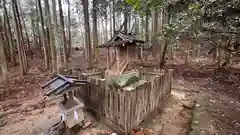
[123,80,147,91]
[114,71,140,88]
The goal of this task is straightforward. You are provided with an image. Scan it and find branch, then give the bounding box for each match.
[114,17,127,35]
[187,37,239,56]
[202,28,240,35]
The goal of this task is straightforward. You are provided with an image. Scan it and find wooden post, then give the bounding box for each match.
[126,45,129,62]
[116,47,120,73]
[107,47,110,68]
[110,48,113,64]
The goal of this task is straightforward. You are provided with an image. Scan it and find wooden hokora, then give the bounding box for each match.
[97,32,145,76]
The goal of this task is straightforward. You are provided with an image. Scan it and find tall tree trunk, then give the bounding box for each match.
[141,17,144,40]
[151,8,158,57]
[58,0,68,69]
[82,0,92,68]
[92,0,99,57]
[0,17,9,86]
[3,17,11,62]
[109,5,112,38]
[104,15,108,42]
[37,0,49,69]
[21,15,33,59]
[19,2,33,59]
[3,0,14,64]
[112,0,116,35]
[12,0,27,75]
[159,39,168,68]
[30,11,37,48]
[34,0,42,50]
[67,0,72,58]
[145,15,149,42]
[44,0,57,72]
[52,0,62,72]
[159,8,170,68]
[15,0,28,69]
[124,10,128,34]
[135,16,139,35]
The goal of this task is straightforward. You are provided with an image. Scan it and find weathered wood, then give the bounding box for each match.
[75,69,173,134]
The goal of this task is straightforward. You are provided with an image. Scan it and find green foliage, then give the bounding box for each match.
[127,0,240,56]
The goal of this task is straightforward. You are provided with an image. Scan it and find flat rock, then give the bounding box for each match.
[0,117,8,127]
[181,100,196,109]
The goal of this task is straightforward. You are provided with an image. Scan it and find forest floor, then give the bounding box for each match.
[0,51,240,135]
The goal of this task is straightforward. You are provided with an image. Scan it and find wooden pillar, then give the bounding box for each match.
[116,47,120,72]
[110,48,113,63]
[107,47,110,68]
[126,46,129,62]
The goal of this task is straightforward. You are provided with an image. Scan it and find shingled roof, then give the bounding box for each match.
[97,32,145,48]
[41,74,88,96]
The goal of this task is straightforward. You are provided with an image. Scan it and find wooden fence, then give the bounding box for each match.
[76,69,173,134]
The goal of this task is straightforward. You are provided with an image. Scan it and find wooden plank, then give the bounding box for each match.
[124,90,128,132]
[144,84,149,117]
[82,71,103,76]
[117,89,121,126]
[105,85,109,118]
[136,87,141,124]
[130,90,136,131]
[141,71,163,76]
[109,86,113,120]
[134,86,139,126]
[126,91,131,133]
[113,87,118,124]
[99,79,106,115]
[155,76,161,108]
[120,89,125,129]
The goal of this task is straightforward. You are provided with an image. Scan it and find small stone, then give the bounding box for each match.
[194,121,199,124]
[0,117,8,127]
[181,100,195,109]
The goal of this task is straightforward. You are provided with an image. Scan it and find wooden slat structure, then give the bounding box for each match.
[97,32,145,76]
[75,69,173,134]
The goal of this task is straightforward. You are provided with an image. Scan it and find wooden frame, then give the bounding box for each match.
[75,69,173,134]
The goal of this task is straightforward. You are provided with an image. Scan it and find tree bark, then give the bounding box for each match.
[145,15,149,42]
[82,0,92,68]
[112,0,116,35]
[151,8,158,57]
[34,0,42,51]
[3,0,15,65]
[15,0,28,69]
[58,0,68,69]
[0,17,9,86]
[44,0,57,72]
[159,40,168,68]
[109,5,112,38]
[124,10,128,34]
[67,0,72,58]
[21,14,33,59]
[37,0,49,69]
[12,0,28,75]
[92,0,99,57]
[52,0,61,72]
